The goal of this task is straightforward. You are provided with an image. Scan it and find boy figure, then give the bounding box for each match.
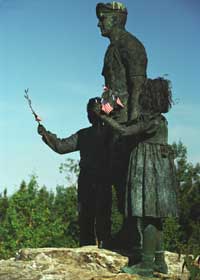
[37,98,111,248]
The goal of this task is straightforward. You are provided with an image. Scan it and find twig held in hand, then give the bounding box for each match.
[24,88,42,123]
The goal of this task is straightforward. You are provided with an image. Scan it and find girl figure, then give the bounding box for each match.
[94,77,178,277]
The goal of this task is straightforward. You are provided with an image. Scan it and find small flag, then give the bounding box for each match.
[35,115,42,122]
[103,85,109,91]
[101,100,113,114]
[116,97,124,108]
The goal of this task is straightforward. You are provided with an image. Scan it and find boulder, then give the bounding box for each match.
[0,247,191,280]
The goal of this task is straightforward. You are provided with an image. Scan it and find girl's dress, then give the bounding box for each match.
[125,114,178,218]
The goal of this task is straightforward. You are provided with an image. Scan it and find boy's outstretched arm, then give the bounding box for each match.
[38,124,79,154]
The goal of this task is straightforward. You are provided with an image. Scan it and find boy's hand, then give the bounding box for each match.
[37,124,46,135]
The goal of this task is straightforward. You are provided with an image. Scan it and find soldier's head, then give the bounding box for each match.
[87,97,102,125]
[96,2,127,37]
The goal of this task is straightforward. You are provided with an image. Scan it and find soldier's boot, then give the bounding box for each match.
[154,230,168,274]
[121,224,156,278]
[128,217,143,265]
[154,251,168,274]
[127,246,142,266]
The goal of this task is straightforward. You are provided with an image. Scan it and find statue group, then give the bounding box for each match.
[37,2,178,277]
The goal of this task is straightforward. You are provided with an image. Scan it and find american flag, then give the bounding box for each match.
[103,85,109,91]
[101,99,113,114]
[116,97,124,108]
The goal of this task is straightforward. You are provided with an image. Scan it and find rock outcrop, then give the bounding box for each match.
[0,247,190,280]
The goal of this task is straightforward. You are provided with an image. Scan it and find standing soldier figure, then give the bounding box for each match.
[96,1,148,255]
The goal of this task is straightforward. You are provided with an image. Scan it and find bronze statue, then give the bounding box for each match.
[35,3,178,277]
[37,98,112,248]
[96,1,148,255]
[92,77,178,277]
[96,3,178,276]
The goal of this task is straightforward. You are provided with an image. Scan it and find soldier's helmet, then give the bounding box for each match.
[96,2,127,17]
[96,2,128,26]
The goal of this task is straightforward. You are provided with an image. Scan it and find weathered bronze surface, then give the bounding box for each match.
[38,2,178,278]
[38,98,112,248]
[96,2,147,123]
[96,2,178,277]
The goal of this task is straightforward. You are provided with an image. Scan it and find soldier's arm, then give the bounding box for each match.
[128,76,146,121]
[120,42,147,122]
[37,124,79,154]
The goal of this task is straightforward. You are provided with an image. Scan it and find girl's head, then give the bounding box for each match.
[140,77,173,114]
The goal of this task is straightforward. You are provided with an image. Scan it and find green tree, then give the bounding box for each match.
[1,141,199,260]
[0,188,9,222]
[52,185,79,247]
[164,141,200,254]
[111,186,123,235]
[59,158,79,186]
[0,176,77,259]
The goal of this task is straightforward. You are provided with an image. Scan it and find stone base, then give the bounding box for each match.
[0,247,191,280]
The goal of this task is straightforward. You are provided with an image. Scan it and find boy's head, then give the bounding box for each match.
[87,97,102,124]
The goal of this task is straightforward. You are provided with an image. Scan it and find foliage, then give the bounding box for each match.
[59,158,80,186]
[163,217,183,253]
[0,176,78,259]
[1,141,199,261]
[52,185,79,247]
[111,186,123,235]
[163,141,200,255]
[182,255,200,280]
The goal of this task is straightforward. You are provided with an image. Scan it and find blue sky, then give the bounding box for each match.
[1,0,200,194]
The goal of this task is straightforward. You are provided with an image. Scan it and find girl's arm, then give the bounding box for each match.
[98,114,159,137]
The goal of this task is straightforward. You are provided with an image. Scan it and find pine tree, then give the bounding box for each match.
[163,141,200,254]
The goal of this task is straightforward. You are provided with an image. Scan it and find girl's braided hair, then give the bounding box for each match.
[140,77,173,114]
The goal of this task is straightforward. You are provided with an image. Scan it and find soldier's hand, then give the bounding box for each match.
[37,124,46,135]
[101,89,110,100]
